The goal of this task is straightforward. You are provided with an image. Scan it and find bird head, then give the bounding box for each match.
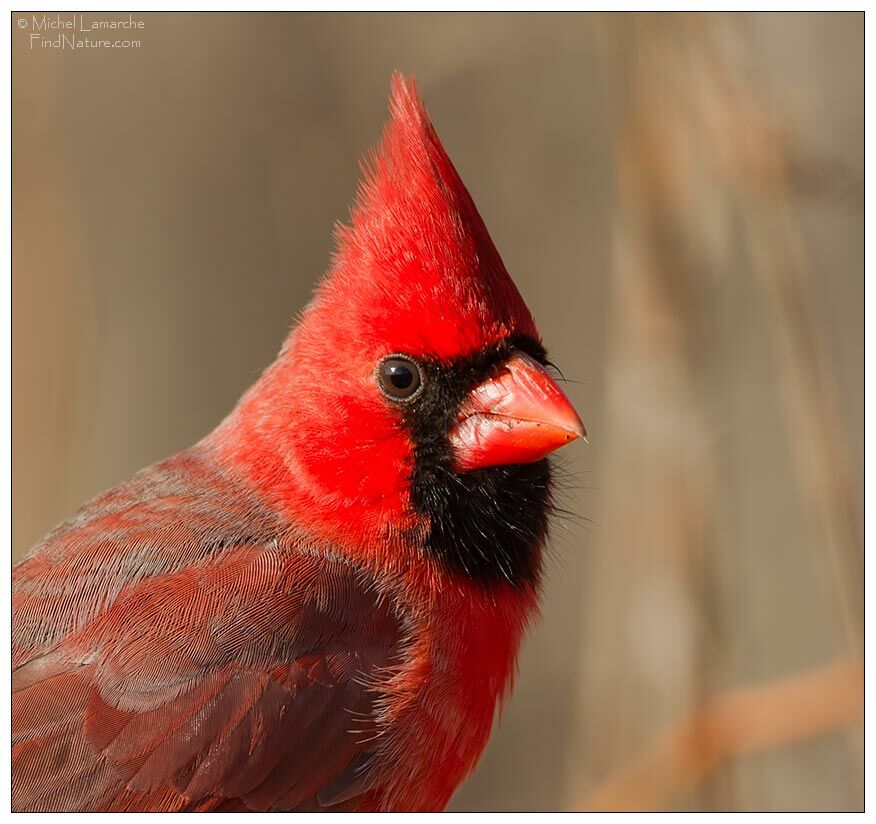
[223,75,584,587]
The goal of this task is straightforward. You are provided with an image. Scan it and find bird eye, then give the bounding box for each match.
[378,356,423,402]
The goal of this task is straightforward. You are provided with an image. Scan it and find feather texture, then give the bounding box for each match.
[13,75,557,811]
[14,469,406,810]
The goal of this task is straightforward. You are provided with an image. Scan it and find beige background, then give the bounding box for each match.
[13,12,863,811]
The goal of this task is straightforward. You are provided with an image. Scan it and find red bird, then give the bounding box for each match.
[12,75,584,812]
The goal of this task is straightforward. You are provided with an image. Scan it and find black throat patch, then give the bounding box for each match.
[398,334,553,589]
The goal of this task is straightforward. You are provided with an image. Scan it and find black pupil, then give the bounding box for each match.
[380,358,421,400]
[388,365,413,389]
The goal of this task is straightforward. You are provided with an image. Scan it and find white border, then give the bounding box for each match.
[4,5,868,820]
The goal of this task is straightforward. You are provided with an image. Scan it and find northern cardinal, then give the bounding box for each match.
[12,75,584,812]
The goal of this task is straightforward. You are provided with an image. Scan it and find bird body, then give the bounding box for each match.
[13,75,584,811]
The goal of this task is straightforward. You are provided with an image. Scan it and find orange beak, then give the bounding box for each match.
[449,351,586,473]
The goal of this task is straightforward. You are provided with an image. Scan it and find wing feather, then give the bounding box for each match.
[12,457,407,813]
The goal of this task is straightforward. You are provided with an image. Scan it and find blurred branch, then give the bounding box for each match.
[580,656,863,812]
[681,11,864,654]
[570,13,862,811]
[568,13,726,809]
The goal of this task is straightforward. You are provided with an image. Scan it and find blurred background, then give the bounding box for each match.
[12,12,863,812]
